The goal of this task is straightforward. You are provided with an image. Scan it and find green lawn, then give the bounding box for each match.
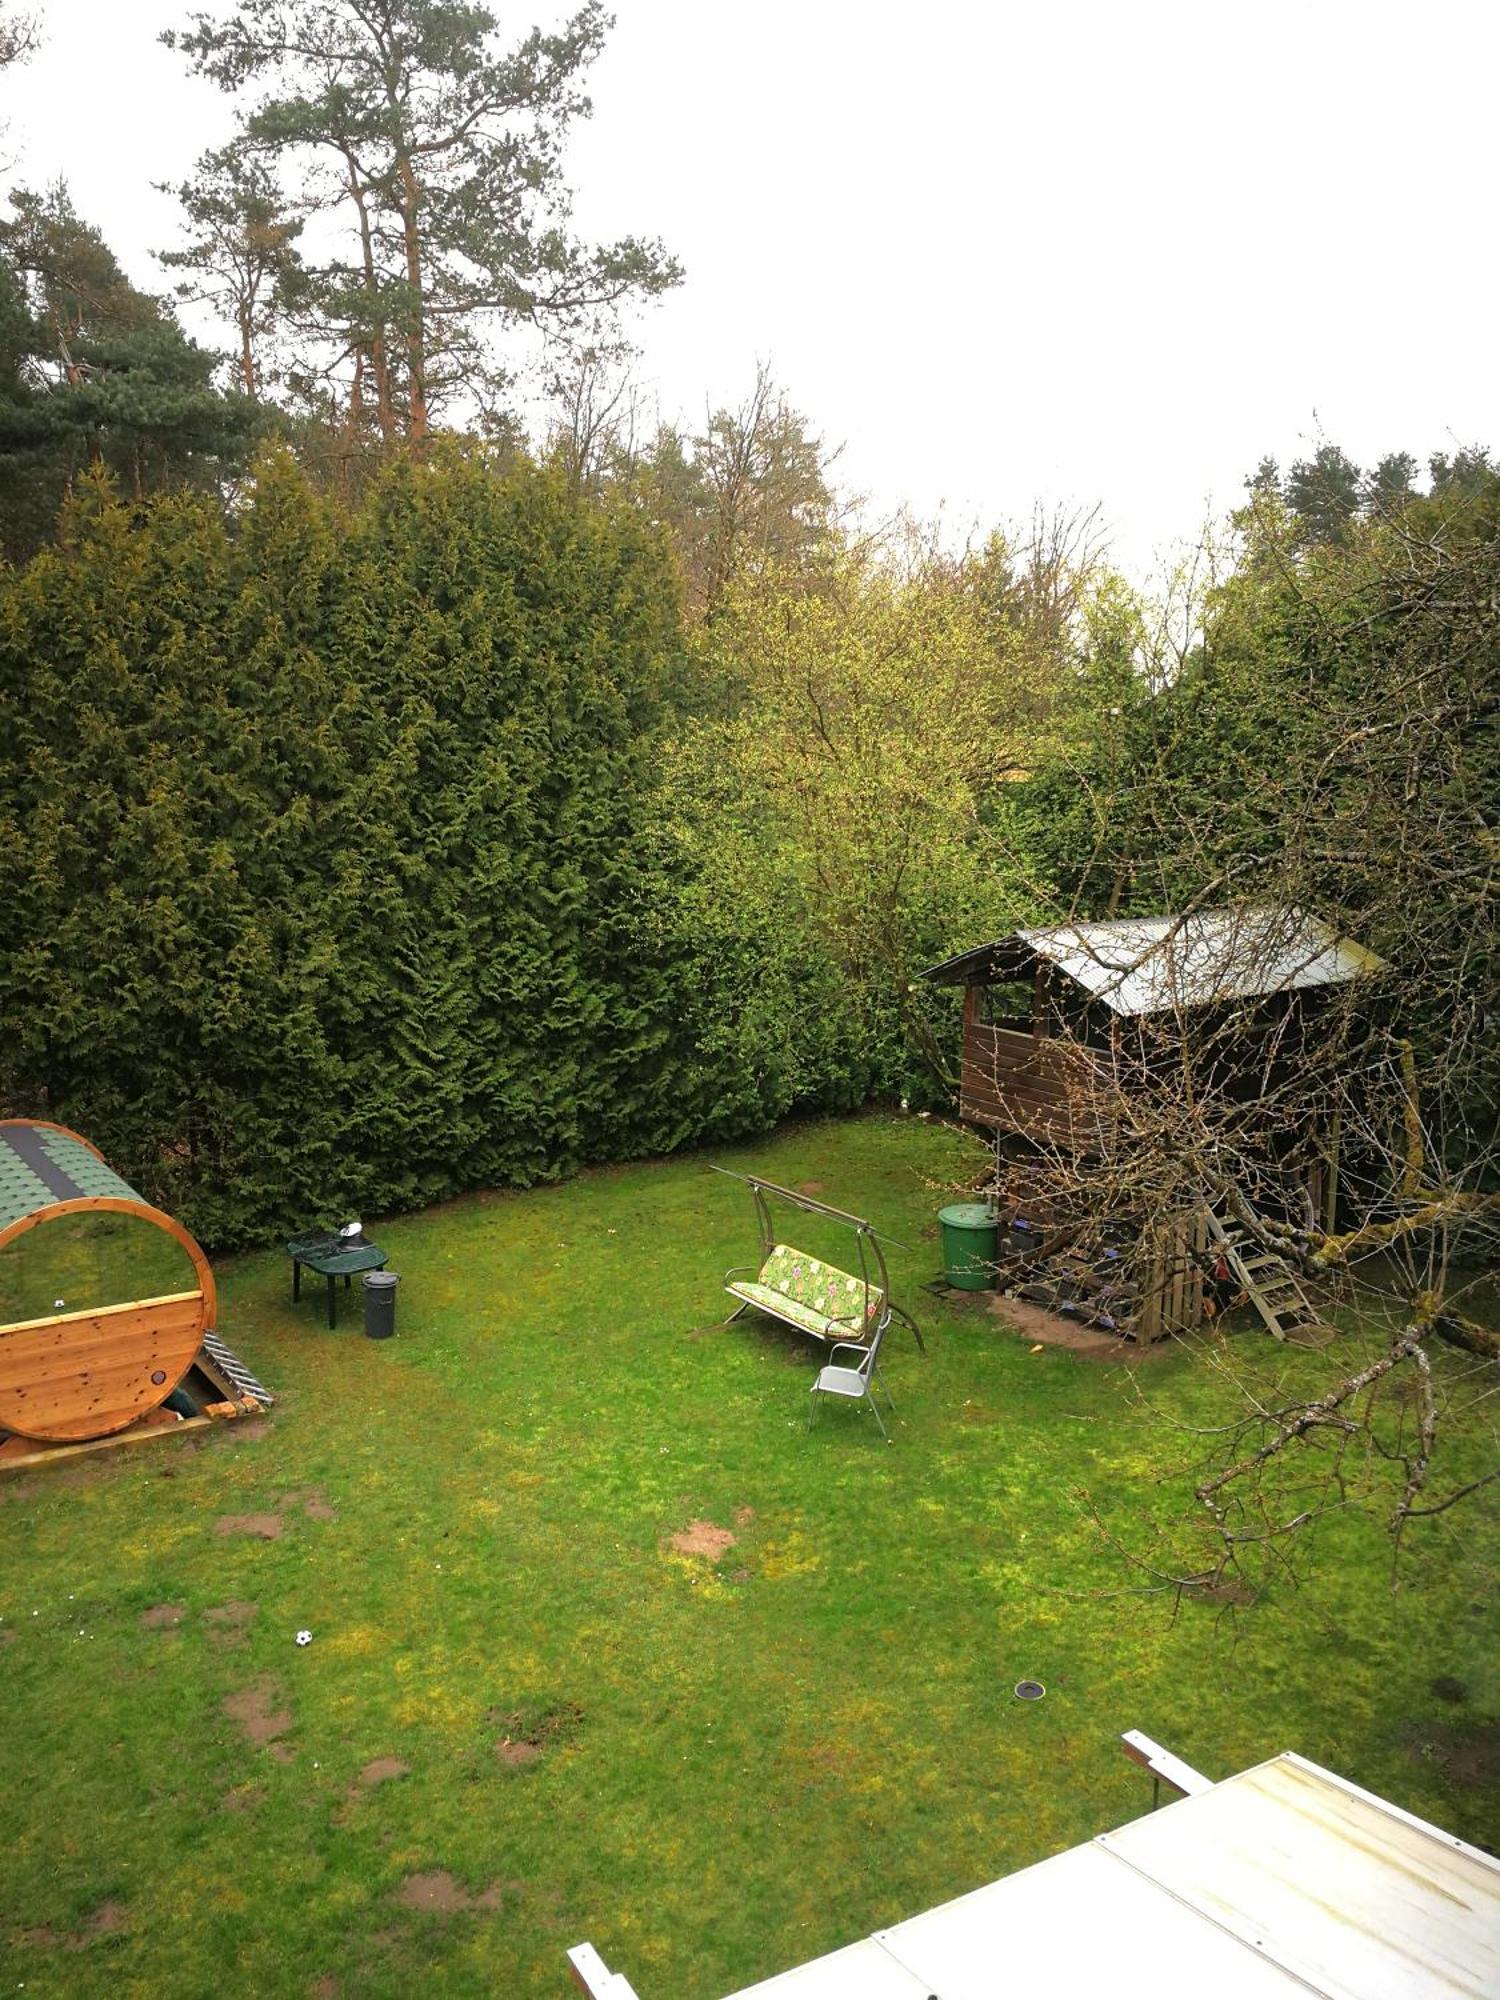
[3,1113,1497,1998]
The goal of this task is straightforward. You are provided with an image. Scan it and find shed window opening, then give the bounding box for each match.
[978,981,1037,1032]
[1053,997,1117,1051]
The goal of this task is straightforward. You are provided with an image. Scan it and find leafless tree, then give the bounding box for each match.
[0,4,37,71]
[544,342,644,498]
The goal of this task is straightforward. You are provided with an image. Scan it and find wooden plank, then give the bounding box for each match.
[0,1412,213,1471]
[567,1942,642,1999]
[7,1360,195,1433]
[967,1025,1091,1089]
[1,1299,204,1384]
[1121,1729,1215,1798]
[0,1290,200,1339]
[960,1084,1072,1126]
[1322,1108,1342,1234]
[1,1306,204,1370]
[961,1070,1064,1111]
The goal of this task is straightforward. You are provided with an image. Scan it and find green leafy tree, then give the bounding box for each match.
[681,541,1068,1091]
[164,0,681,446]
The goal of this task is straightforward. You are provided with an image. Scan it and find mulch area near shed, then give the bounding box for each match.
[989,1292,1173,1361]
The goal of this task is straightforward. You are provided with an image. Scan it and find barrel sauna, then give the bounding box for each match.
[0,1120,216,1443]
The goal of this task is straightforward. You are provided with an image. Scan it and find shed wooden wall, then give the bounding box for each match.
[959,988,1115,1154]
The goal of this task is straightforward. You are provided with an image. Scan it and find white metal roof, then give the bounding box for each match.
[1018,906,1385,1017]
[720,1752,1500,2000]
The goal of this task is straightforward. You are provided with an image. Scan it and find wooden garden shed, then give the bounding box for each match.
[921,905,1384,1154]
[917,907,1386,1338]
[0,1119,266,1458]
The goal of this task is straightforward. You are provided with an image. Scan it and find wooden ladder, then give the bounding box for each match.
[1205,1206,1319,1343]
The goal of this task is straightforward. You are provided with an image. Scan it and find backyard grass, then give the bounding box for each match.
[2,1111,1497,1998]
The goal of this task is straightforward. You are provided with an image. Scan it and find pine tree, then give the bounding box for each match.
[0,185,260,553]
[164,0,681,445]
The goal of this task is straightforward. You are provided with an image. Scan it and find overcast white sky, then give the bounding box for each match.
[6,0,1497,573]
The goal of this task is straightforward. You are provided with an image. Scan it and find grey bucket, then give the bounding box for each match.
[362,1269,399,1339]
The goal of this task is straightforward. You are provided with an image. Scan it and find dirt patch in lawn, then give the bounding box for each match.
[1401,1714,1500,1790]
[279,1486,338,1522]
[990,1294,1170,1361]
[223,1678,294,1753]
[490,1698,584,1769]
[733,1505,757,1527]
[139,1603,186,1629]
[215,1418,271,1445]
[205,1598,257,1626]
[796,1180,826,1195]
[75,1901,129,1944]
[20,1900,129,1952]
[359,1756,410,1787]
[336,1754,411,1820]
[496,1739,541,1768]
[957,1398,1003,1426]
[204,1599,258,1648]
[1182,1576,1259,1608]
[668,1519,737,1560]
[221,1784,266,1814]
[215,1512,285,1540]
[396,1871,504,1915]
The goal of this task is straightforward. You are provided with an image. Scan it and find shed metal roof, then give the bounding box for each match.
[722,1752,1500,1999]
[922,906,1384,1017]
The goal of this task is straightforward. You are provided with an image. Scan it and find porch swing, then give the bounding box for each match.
[716,1171,926,1361]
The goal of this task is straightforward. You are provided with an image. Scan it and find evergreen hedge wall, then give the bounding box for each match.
[0,453,897,1246]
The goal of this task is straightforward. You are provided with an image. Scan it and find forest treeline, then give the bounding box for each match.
[0,2,1495,1244]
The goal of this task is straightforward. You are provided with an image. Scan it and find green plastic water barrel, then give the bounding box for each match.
[938,1203,999,1290]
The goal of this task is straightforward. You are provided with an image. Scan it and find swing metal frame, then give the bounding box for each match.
[715,1170,926,1357]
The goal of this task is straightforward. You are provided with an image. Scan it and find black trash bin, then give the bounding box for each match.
[362,1269,399,1339]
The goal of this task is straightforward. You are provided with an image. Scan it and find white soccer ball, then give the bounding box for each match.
[295,1629,313,1647]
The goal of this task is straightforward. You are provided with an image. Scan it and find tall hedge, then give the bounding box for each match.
[0,451,890,1245]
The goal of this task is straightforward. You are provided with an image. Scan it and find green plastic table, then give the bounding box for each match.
[287,1231,389,1329]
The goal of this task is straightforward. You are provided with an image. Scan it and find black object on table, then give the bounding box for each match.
[287,1230,390,1329]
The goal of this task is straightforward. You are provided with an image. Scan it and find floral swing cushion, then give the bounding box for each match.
[726,1244,884,1344]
